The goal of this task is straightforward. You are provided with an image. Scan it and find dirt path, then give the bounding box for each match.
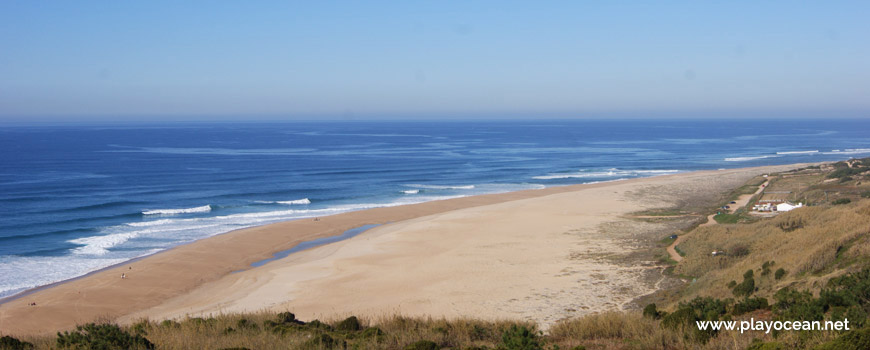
[666,235,685,262]
[728,180,769,213]
[666,180,769,262]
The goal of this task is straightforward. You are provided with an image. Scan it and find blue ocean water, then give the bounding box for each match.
[1,119,869,299]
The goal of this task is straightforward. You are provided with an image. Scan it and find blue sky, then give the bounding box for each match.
[1,1,868,121]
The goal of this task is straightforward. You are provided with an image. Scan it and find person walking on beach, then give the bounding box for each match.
[121,273,126,279]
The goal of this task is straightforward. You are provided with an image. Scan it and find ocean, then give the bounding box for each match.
[1,119,869,299]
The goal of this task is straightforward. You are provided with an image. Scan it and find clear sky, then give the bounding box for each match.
[1,1,868,121]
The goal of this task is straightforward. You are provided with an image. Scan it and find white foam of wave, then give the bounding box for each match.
[68,224,221,256]
[277,198,310,205]
[256,198,311,205]
[0,255,129,299]
[724,155,779,162]
[405,184,475,190]
[823,149,870,155]
[402,189,420,194]
[776,150,819,155]
[142,205,211,215]
[69,232,139,256]
[532,168,679,180]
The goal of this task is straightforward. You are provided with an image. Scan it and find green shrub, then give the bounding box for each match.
[775,268,786,280]
[334,316,362,332]
[733,297,769,315]
[761,261,774,276]
[833,198,852,205]
[500,325,542,350]
[302,333,344,350]
[727,280,737,288]
[744,269,754,279]
[828,167,866,179]
[773,288,824,321]
[0,336,34,350]
[277,312,297,324]
[306,319,333,331]
[404,340,439,350]
[814,328,870,350]
[661,307,718,344]
[361,327,385,337]
[56,323,154,350]
[733,277,755,297]
[236,318,259,331]
[643,303,662,319]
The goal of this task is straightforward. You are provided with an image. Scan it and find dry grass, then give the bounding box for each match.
[675,199,870,301]
[549,312,685,350]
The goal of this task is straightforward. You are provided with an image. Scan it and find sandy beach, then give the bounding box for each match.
[0,164,804,336]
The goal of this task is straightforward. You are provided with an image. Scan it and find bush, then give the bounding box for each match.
[733,277,755,297]
[354,326,386,343]
[775,268,787,280]
[730,244,750,257]
[334,315,362,332]
[833,198,852,205]
[0,336,33,350]
[814,328,870,350]
[56,323,154,350]
[643,303,662,319]
[744,269,754,279]
[733,297,769,315]
[306,319,332,331]
[861,191,870,199]
[277,311,297,324]
[773,288,824,321]
[727,280,737,288]
[302,333,344,350]
[404,340,439,350]
[500,325,542,350]
[661,307,717,344]
[828,167,865,179]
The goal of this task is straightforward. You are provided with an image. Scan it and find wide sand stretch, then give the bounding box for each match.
[0,164,803,335]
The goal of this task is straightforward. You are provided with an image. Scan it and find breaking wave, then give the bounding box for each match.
[532,168,679,180]
[724,155,780,162]
[142,205,212,215]
[404,184,475,190]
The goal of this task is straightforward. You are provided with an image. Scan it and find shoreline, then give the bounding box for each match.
[0,180,627,305]
[0,164,809,335]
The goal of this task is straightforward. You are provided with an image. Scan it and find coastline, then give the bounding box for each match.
[0,164,808,335]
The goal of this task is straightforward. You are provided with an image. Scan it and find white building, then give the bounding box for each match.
[776,202,804,212]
